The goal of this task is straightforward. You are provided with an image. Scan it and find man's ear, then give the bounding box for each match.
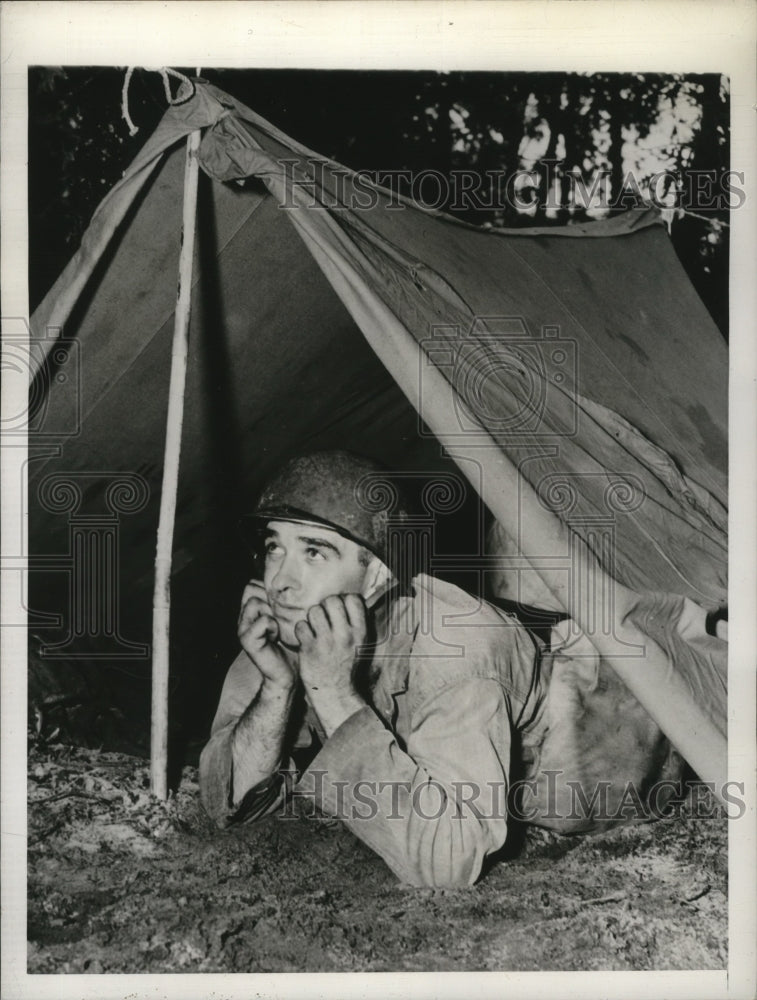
[361,555,393,604]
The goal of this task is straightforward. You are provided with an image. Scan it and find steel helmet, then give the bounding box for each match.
[239,450,409,565]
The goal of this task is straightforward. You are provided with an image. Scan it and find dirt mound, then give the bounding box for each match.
[27,738,727,973]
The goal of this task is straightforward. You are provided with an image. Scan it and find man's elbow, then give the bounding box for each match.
[198,737,237,829]
[198,772,232,829]
[407,812,508,888]
[393,832,493,889]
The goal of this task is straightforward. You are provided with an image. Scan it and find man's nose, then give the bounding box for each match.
[270,556,301,594]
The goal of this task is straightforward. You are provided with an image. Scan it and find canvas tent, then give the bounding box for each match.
[28,81,727,794]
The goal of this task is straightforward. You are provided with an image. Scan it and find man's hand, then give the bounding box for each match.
[295,594,367,736]
[237,580,296,691]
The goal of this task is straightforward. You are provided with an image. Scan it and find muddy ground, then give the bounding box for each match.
[27,736,727,974]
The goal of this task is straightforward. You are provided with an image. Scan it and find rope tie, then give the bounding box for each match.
[121,67,138,136]
[659,205,729,236]
[121,67,197,137]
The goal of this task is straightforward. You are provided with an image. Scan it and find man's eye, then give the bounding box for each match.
[306,547,326,561]
[265,542,283,557]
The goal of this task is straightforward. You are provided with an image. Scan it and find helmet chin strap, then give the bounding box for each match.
[267,517,395,607]
[362,557,395,607]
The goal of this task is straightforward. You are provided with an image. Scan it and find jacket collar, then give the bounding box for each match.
[361,585,417,716]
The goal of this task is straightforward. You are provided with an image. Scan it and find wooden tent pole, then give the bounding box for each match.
[151,128,201,799]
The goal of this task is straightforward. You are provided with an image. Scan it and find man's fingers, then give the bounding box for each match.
[322,594,350,633]
[343,593,367,631]
[238,594,273,630]
[254,613,279,641]
[306,603,329,635]
[306,595,365,639]
[294,618,315,647]
[239,609,278,643]
[240,580,267,610]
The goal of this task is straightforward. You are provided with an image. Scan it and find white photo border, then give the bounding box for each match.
[2,2,755,998]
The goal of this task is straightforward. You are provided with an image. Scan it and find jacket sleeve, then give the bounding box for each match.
[198,651,290,827]
[297,672,514,888]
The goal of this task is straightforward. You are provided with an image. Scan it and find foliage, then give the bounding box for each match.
[29,67,729,335]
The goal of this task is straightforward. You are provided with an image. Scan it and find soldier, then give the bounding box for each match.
[199,451,680,887]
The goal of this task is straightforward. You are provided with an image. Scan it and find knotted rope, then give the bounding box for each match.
[121,67,197,136]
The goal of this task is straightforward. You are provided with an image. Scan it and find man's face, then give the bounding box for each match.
[263,519,369,648]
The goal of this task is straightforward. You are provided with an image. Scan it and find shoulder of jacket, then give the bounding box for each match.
[410,573,521,627]
[405,575,531,684]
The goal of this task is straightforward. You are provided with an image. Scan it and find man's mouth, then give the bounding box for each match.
[272,600,303,616]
